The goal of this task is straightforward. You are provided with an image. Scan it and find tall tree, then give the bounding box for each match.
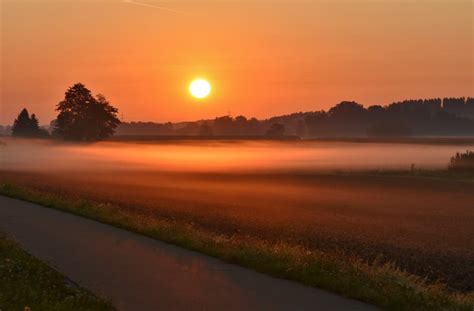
[12,109,32,136]
[54,83,120,141]
[30,114,40,130]
[11,108,46,137]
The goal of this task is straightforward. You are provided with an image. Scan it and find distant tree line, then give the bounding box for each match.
[5,94,474,139]
[117,115,269,137]
[303,98,474,138]
[116,97,474,138]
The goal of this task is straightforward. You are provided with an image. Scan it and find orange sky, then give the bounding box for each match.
[1,0,473,124]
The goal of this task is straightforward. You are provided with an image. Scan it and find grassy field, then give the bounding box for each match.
[1,170,473,310]
[0,232,114,311]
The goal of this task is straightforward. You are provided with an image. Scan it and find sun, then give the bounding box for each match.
[189,79,211,99]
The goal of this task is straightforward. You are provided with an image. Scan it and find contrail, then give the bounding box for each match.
[122,0,187,14]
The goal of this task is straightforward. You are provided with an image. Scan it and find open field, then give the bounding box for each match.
[1,179,473,311]
[1,139,473,309]
[1,169,473,291]
[0,232,113,310]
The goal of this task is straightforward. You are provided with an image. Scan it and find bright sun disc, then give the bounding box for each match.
[189,79,211,99]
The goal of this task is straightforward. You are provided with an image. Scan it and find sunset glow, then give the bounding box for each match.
[1,0,472,124]
[1,1,474,309]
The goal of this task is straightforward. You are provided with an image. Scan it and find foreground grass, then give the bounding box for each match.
[0,232,114,311]
[1,183,473,311]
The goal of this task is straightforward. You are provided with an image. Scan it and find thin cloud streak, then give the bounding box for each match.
[122,0,188,14]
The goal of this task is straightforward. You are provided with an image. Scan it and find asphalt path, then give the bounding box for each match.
[0,195,376,311]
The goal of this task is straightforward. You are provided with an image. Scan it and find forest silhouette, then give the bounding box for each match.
[3,93,474,140]
[117,97,474,138]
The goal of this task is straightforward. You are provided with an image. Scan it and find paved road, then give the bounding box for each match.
[0,196,376,311]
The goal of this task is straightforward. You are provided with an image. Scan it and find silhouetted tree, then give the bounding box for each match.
[31,114,39,129]
[11,108,48,137]
[234,115,248,135]
[213,116,234,135]
[443,97,465,115]
[367,120,412,137]
[175,122,199,135]
[266,123,285,137]
[247,117,264,135]
[367,105,385,117]
[329,101,365,119]
[304,111,329,137]
[199,122,213,136]
[466,98,474,117]
[115,121,174,136]
[54,83,120,141]
[295,120,306,138]
[12,109,33,136]
[423,98,442,114]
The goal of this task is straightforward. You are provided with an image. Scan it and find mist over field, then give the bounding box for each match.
[2,138,474,292]
[2,138,473,173]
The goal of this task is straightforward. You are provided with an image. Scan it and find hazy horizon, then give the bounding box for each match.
[2,96,474,128]
[2,138,472,173]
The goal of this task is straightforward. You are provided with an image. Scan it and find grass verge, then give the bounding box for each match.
[0,231,114,311]
[1,183,473,311]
